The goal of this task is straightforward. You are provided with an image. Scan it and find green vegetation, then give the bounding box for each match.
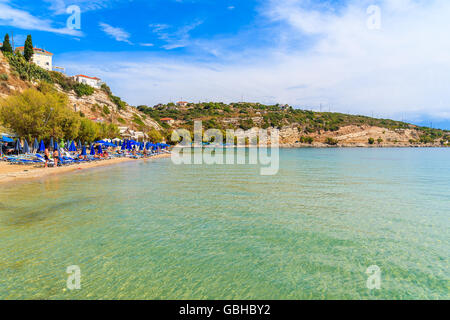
[147,128,163,143]
[1,34,13,53]
[0,88,118,142]
[377,138,383,144]
[325,137,338,146]
[73,83,94,97]
[24,35,34,62]
[137,102,449,145]
[0,73,8,81]
[101,83,126,110]
[132,114,145,126]
[110,95,127,110]
[102,105,111,115]
[299,136,314,144]
[5,52,52,82]
[368,137,375,145]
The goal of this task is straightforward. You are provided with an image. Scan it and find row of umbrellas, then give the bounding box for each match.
[2,137,170,155]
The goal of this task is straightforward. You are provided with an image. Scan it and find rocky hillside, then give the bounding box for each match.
[138,102,450,147]
[0,51,160,133]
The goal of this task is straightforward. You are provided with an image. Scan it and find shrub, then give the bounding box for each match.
[5,52,52,83]
[325,137,338,145]
[0,73,8,81]
[133,115,145,126]
[111,95,127,110]
[50,71,77,91]
[368,137,375,145]
[102,105,110,115]
[73,83,94,97]
[117,117,126,124]
[299,136,314,144]
[377,138,383,144]
[101,83,112,95]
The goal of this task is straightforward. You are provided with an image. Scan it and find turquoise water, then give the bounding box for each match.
[0,148,448,299]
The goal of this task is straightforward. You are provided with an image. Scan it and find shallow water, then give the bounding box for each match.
[0,148,449,299]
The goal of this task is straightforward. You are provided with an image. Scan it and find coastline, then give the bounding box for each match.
[0,153,171,185]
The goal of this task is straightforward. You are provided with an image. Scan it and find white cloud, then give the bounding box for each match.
[139,43,154,47]
[99,22,132,44]
[0,1,82,36]
[150,21,203,50]
[60,0,450,123]
[44,0,118,15]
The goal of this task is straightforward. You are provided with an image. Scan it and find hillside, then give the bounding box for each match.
[1,50,448,147]
[138,102,450,147]
[0,51,160,135]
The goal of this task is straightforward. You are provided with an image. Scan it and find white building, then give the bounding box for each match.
[16,46,53,71]
[72,74,102,89]
[176,101,189,107]
[119,127,148,141]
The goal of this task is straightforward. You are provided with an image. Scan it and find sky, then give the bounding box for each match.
[0,0,449,129]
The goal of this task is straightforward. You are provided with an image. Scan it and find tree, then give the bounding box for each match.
[0,88,78,140]
[23,35,34,62]
[368,137,375,145]
[1,34,13,53]
[147,128,163,143]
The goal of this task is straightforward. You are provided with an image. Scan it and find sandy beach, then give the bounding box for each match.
[0,153,171,185]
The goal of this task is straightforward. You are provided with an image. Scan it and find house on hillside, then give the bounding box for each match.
[160,118,175,125]
[119,127,148,141]
[72,75,102,89]
[176,101,189,107]
[15,46,53,71]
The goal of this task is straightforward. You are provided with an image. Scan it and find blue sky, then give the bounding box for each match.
[1,0,450,129]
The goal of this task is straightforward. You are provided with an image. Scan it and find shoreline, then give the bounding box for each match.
[0,153,171,185]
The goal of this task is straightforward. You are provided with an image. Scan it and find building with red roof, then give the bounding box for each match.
[72,74,103,89]
[15,46,53,71]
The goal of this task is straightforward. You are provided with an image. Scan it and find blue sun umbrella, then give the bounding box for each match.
[69,141,77,152]
[1,135,14,143]
[81,146,87,156]
[39,140,45,153]
[33,138,39,152]
[90,145,96,156]
[14,139,22,153]
[121,140,126,150]
[139,143,144,151]
[23,139,30,154]
[54,141,59,151]
[98,144,103,154]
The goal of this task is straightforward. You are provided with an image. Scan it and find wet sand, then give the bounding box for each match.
[0,153,171,185]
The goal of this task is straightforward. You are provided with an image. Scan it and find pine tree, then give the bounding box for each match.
[24,35,34,62]
[1,34,13,53]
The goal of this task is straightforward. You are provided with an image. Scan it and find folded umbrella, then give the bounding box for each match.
[23,139,30,154]
[14,139,23,153]
[39,140,45,153]
[33,138,39,152]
